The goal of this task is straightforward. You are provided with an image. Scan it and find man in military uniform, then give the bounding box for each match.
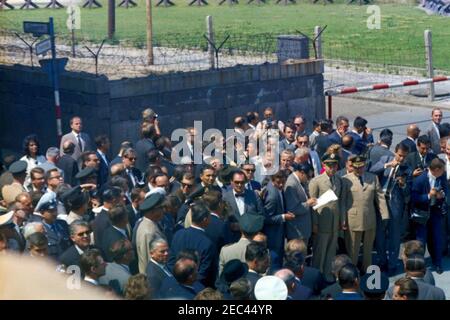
[134,193,166,273]
[343,156,389,272]
[37,198,70,260]
[309,153,345,282]
[1,161,27,205]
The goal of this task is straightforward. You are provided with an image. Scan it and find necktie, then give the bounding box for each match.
[77,134,83,152]
[128,169,136,187]
[162,265,172,277]
[235,192,245,198]
[358,176,364,187]
[384,166,397,199]
[280,190,285,213]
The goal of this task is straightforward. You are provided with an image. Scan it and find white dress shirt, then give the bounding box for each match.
[233,190,245,216]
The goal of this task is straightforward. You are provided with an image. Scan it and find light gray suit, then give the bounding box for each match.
[135,217,166,273]
[427,122,441,155]
[284,172,312,242]
[59,131,93,161]
[218,237,251,276]
[99,262,131,295]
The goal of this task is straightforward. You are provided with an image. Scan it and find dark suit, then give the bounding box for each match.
[43,220,71,259]
[315,135,333,158]
[347,131,367,155]
[302,266,326,296]
[328,131,343,145]
[124,167,144,190]
[245,271,262,299]
[400,137,417,153]
[93,209,111,251]
[334,292,364,300]
[158,277,204,300]
[135,138,156,172]
[96,151,110,187]
[222,188,265,242]
[56,155,79,186]
[168,227,217,287]
[411,170,448,268]
[101,225,128,262]
[320,282,342,300]
[222,189,265,221]
[290,278,313,300]
[205,214,233,254]
[261,182,286,261]
[405,151,437,173]
[246,180,262,192]
[370,155,412,271]
[126,204,140,230]
[145,259,173,297]
[59,245,83,268]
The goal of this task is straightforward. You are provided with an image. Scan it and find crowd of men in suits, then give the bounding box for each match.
[0,106,449,300]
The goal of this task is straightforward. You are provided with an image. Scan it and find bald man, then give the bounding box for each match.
[400,124,421,153]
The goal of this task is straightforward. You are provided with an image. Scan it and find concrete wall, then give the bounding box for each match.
[0,60,325,157]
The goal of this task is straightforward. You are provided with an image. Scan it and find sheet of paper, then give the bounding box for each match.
[313,189,338,210]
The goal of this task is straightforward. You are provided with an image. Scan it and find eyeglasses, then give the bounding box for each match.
[243,168,256,173]
[126,157,137,161]
[76,231,91,237]
[182,183,194,188]
[233,181,245,185]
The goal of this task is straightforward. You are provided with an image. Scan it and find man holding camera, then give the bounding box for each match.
[411,158,447,274]
[370,142,411,275]
[405,135,437,179]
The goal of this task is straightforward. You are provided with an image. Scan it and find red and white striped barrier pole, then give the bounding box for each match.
[325,75,450,96]
[324,75,450,120]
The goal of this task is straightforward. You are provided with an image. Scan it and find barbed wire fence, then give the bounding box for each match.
[1,26,449,83]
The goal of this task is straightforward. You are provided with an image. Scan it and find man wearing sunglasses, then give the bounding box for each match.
[240,163,261,192]
[122,148,144,190]
[59,220,93,270]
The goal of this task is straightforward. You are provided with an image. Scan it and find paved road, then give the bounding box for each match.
[333,96,450,147]
[334,96,450,299]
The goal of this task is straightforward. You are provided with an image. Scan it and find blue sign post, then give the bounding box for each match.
[24,18,65,143]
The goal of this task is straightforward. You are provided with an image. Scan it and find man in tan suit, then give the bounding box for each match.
[1,161,27,205]
[218,213,264,276]
[343,156,389,272]
[309,153,346,282]
[134,193,166,273]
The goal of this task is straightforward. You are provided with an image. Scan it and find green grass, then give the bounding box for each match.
[1,0,449,71]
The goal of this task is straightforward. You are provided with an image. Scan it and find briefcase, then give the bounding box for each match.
[411,208,430,225]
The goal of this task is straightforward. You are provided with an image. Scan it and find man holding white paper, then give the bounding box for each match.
[309,153,346,282]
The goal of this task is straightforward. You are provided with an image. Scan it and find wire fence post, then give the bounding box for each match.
[424,29,435,102]
[146,0,154,65]
[314,26,322,59]
[206,15,215,69]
